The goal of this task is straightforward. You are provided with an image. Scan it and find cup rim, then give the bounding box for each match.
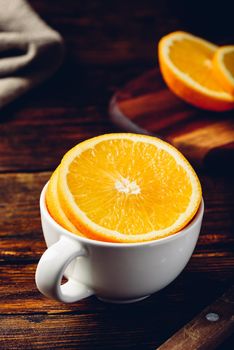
[40,182,204,248]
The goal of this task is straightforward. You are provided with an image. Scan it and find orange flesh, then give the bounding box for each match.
[168,38,223,92]
[223,51,234,79]
[67,139,193,235]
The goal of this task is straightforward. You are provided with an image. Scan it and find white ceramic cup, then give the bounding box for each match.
[36,183,204,304]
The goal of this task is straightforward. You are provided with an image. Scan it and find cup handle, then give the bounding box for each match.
[35,236,94,303]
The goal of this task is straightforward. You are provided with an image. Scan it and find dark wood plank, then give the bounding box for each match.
[0,173,49,237]
[29,0,234,48]
[0,108,113,172]
[0,311,185,350]
[29,0,181,65]
[157,286,234,350]
[0,65,149,173]
[0,262,104,314]
[0,281,233,350]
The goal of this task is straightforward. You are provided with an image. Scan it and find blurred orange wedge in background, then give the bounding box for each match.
[213,46,234,95]
[158,31,234,111]
[56,133,202,243]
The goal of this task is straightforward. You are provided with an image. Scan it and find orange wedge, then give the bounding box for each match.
[213,46,234,95]
[57,133,202,243]
[158,31,234,111]
[46,167,82,235]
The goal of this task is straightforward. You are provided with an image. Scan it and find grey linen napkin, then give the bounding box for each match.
[0,0,64,109]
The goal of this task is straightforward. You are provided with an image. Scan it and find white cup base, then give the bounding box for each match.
[97,295,150,304]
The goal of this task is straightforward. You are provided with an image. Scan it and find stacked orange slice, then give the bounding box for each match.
[158,32,234,111]
[46,133,202,243]
[213,46,234,95]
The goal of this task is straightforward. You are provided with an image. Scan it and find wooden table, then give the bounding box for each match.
[0,1,233,349]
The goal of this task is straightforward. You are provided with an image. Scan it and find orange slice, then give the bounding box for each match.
[57,133,202,243]
[213,46,234,95]
[46,167,82,235]
[158,31,234,111]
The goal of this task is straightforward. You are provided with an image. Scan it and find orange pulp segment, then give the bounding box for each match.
[158,31,234,111]
[57,133,202,243]
[213,46,234,95]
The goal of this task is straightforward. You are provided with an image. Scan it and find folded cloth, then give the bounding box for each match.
[0,0,64,109]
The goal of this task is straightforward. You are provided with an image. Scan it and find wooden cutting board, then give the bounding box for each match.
[156,285,234,350]
[109,69,234,168]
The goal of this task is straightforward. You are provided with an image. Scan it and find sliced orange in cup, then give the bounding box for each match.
[213,45,234,95]
[46,167,82,235]
[57,133,202,243]
[158,31,234,111]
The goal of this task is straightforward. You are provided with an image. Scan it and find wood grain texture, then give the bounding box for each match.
[29,0,181,65]
[0,285,233,350]
[0,0,234,349]
[157,286,234,350]
[109,69,234,167]
[0,311,187,350]
[0,108,113,172]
